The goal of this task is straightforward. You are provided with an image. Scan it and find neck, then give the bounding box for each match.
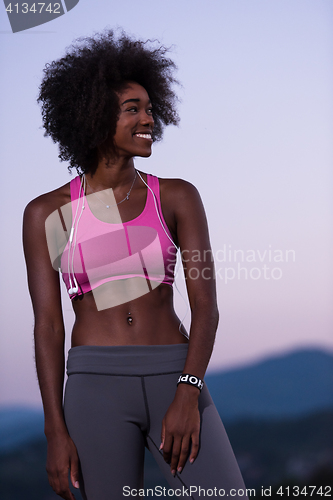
[87,157,136,190]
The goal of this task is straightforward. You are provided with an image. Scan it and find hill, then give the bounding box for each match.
[1,348,332,453]
[206,348,333,421]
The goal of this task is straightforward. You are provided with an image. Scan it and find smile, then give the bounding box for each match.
[134,133,152,140]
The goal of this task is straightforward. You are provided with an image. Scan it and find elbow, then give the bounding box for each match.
[210,305,219,334]
[33,319,65,342]
[213,305,219,328]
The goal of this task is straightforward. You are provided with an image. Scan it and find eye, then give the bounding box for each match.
[126,106,138,112]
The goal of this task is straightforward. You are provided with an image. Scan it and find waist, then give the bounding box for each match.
[66,343,189,376]
[70,286,188,345]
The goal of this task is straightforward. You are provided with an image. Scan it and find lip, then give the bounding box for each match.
[133,132,153,142]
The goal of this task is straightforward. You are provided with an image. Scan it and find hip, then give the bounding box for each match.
[66,343,189,377]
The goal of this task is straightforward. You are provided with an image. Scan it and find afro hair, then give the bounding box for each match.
[37,29,180,175]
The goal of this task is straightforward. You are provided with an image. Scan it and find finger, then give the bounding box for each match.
[169,438,182,475]
[160,420,165,451]
[176,435,191,473]
[162,433,174,464]
[56,469,76,500]
[189,433,200,464]
[70,455,80,489]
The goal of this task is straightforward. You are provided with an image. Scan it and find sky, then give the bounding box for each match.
[0,0,332,407]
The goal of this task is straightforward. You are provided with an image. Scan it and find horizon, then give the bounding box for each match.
[1,345,333,410]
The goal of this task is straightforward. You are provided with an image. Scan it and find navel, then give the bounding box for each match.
[127,312,133,325]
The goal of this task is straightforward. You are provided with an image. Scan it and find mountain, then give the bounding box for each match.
[1,348,332,453]
[1,349,333,499]
[1,410,332,500]
[205,348,333,421]
[224,409,333,488]
[0,407,44,452]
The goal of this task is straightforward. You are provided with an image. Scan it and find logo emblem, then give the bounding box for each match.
[3,0,80,33]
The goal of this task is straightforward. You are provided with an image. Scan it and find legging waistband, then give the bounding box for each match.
[66,343,189,376]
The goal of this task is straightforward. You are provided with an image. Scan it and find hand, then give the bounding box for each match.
[160,384,200,475]
[45,432,80,500]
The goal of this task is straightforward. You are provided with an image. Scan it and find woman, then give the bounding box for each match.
[23,30,247,500]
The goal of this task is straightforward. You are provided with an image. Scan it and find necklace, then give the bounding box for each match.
[84,170,137,209]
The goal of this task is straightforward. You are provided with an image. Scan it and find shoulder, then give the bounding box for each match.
[158,177,199,195]
[157,176,204,214]
[23,181,72,227]
[158,176,201,201]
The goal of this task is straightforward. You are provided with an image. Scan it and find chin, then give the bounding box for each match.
[138,149,152,158]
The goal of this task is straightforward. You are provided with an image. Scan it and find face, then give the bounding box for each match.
[112,82,154,159]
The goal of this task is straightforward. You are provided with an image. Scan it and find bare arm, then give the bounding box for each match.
[23,196,79,500]
[176,181,219,378]
[160,180,219,474]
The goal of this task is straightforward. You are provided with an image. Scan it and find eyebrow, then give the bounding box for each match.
[121,98,151,105]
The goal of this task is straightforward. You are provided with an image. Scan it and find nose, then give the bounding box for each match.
[140,111,154,128]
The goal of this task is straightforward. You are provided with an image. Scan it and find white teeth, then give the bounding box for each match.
[135,133,152,139]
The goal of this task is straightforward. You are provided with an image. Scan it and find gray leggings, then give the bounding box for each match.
[64,344,248,499]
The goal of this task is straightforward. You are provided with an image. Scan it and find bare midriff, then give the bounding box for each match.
[71,283,188,347]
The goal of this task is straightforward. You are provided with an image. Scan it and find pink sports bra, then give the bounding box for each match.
[60,173,177,301]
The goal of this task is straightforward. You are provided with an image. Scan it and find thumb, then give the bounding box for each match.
[160,419,165,450]
[70,457,80,489]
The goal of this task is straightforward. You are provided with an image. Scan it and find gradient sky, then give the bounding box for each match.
[0,0,332,407]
